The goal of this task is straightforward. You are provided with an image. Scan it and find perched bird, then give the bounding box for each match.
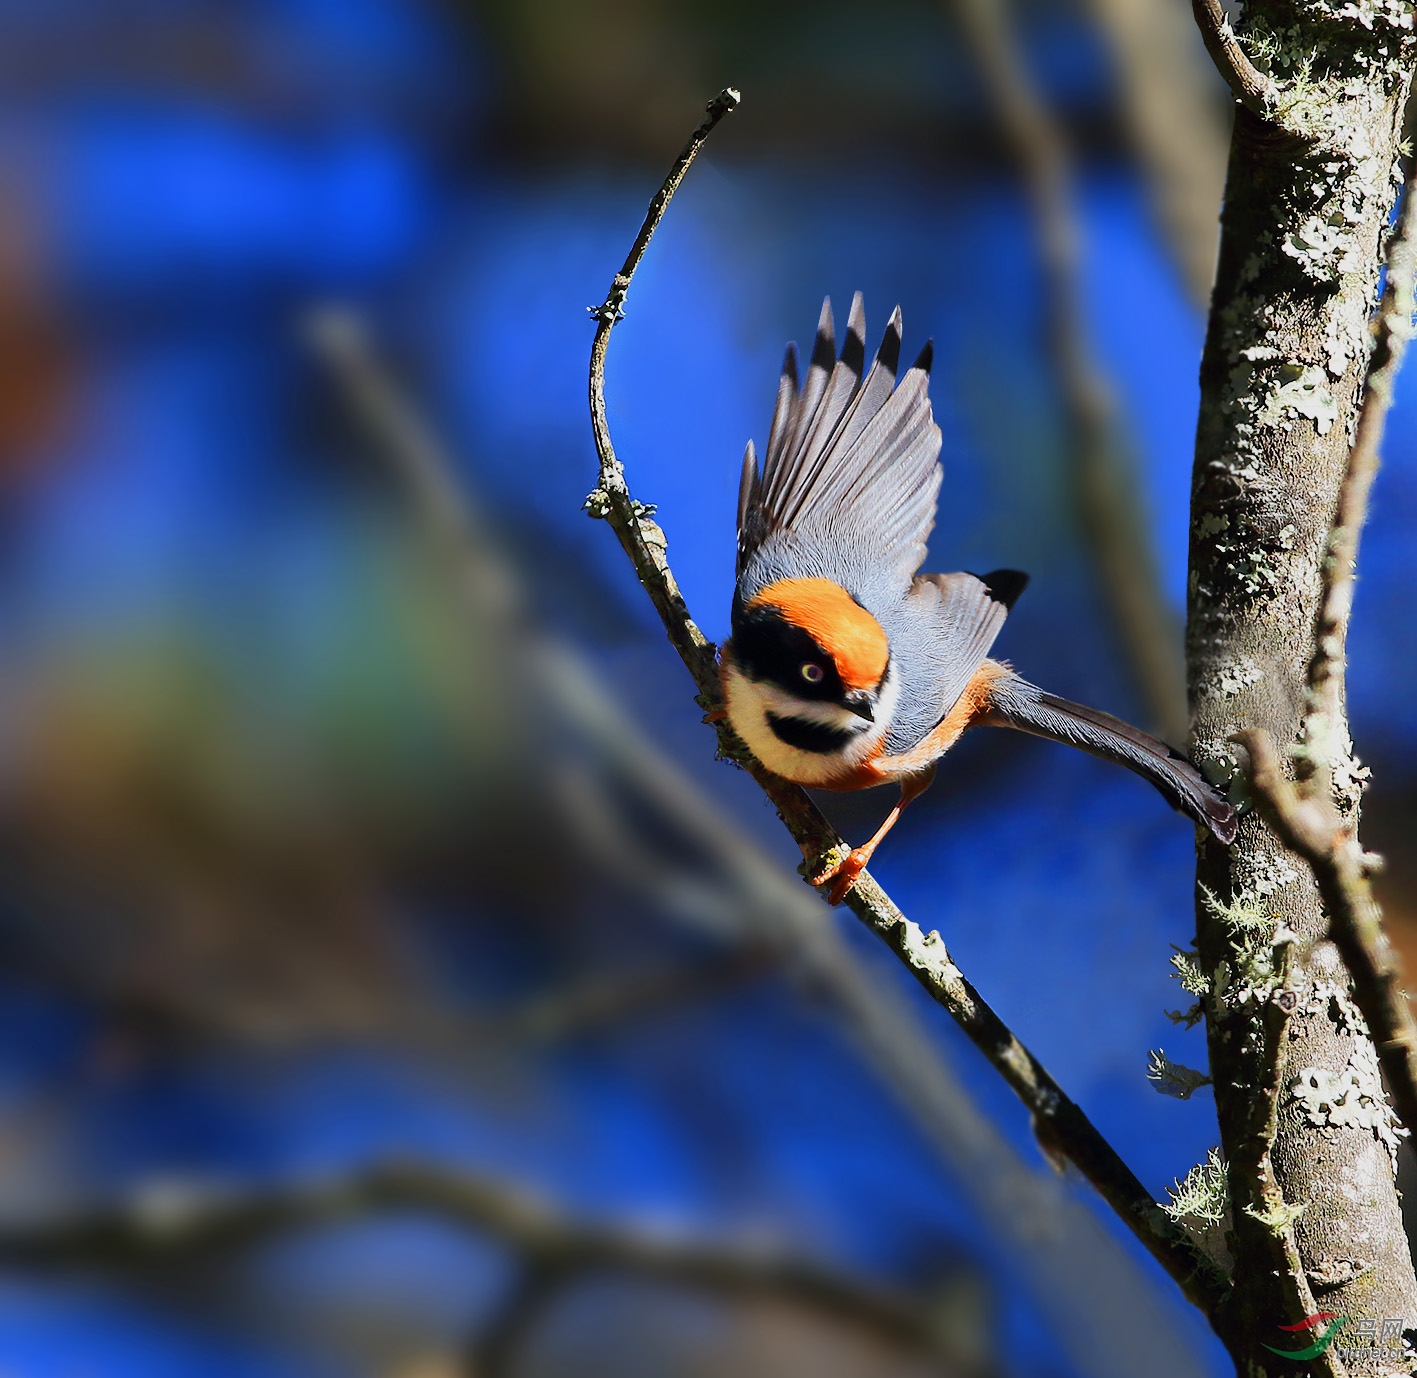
[721,294,1236,904]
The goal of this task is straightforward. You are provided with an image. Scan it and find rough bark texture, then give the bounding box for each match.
[1188,4,1417,1369]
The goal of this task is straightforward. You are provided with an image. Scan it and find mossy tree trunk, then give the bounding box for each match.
[1188,4,1417,1369]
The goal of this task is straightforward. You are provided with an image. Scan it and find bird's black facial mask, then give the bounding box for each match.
[730,601,844,702]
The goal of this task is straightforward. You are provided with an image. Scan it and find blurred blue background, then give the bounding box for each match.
[0,1,1412,1375]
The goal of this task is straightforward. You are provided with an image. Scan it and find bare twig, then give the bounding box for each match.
[1190,0,1279,116]
[1303,169,1417,789]
[585,85,743,703]
[1237,730,1417,1141]
[0,1164,981,1367]
[583,90,1228,1324]
[945,0,1188,742]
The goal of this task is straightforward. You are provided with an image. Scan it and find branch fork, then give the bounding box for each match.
[1191,0,1280,117]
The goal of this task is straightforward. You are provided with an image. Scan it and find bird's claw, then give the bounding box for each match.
[809,849,868,906]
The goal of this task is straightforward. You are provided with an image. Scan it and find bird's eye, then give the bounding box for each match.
[800,662,824,684]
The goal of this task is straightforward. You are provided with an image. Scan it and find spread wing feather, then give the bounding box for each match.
[737,295,943,587]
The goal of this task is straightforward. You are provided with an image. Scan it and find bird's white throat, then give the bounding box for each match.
[721,657,899,787]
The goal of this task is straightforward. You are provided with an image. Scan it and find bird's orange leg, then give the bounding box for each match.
[810,767,937,905]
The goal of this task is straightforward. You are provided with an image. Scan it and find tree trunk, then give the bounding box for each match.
[1188,8,1417,1370]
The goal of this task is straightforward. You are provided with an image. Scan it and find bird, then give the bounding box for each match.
[720,294,1236,905]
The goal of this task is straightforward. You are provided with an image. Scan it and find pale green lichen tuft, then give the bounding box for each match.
[1227,931,1296,1008]
[1199,883,1272,936]
[1163,1148,1230,1225]
[1161,1148,1233,1270]
[1243,1197,1308,1234]
[1170,947,1211,998]
[1199,866,1302,1010]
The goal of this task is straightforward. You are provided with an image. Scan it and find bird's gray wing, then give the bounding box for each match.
[886,570,1030,747]
[737,294,943,589]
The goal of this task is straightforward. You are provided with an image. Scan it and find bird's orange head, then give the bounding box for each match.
[739,577,889,695]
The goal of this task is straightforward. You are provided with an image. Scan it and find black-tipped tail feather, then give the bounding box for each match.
[982,676,1236,843]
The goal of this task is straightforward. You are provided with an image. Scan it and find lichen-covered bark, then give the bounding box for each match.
[1188,3,1417,1369]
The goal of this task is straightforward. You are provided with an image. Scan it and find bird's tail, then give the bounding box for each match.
[982,674,1236,843]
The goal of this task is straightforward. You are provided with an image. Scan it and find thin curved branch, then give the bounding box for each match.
[583,90,1229,1325]
[1190,0,1279,116]
[583,99,736,702]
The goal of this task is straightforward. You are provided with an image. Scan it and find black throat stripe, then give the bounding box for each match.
[766,712,861,755]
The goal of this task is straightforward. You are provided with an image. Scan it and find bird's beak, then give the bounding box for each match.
[845,693,875,723]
